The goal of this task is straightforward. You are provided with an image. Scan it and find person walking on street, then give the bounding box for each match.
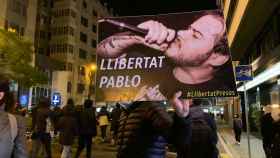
[97,106,109,142]
[57,99,78,158]
[0,80,28,158]
[233,113,242,145]
[110,103,122,145]
[75,99,97,158]
[175,98,219,158]
[52,105,63,135]
[260,111,274,158]
[31,97,54,158]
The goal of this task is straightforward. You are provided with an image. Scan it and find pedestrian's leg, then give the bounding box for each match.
[31,139,41,158]
[234,130,238,141]
[43,133,52,158]
[61,145,66,158]
[85,135,93,158]
[237,131,241,142]
[61,145,71,158]
[101,126,107,140]
[75,136,85,158]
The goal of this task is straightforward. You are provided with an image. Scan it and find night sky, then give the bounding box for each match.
[100,0,219,16]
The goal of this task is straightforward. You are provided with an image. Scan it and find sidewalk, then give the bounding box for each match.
[218,126,266,158]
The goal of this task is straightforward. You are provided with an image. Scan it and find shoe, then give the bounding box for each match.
[237,142,241,145]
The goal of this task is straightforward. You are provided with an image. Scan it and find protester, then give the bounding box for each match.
[52,105,63,134]
[97,10,235,100]
[179,98,218,158]
[57,98,78,158]
[31,97,53,158]
[260,111,274,158]
[75,99,97,158]
[110,103,122,145]
[116,91,191,158]
[233,113,242,145]
[97,106,110,142]
[0,80,28,158]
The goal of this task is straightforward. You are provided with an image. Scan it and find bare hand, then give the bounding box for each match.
[134,84,166,101]
[170,91,191,118]
[137,20,176,51]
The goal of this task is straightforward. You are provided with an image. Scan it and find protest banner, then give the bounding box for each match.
[96,10,237,102]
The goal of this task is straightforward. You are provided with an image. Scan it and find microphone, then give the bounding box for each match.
[98,18,148,37]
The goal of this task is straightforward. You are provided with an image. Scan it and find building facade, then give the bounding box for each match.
[34,0,111,106]
[1,0,111,107]
[222,0,280,129]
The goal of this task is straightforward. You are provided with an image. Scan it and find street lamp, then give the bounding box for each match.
[88,64,97,99]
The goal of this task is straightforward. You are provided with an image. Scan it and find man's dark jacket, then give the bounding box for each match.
[116,101,191,158]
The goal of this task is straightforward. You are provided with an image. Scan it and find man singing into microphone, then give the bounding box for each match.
[97,10,236,101]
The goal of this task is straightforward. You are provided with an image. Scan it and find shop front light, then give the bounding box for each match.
[237,61,280,91]
[271,104,280,108]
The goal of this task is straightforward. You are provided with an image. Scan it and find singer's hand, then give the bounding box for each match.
[137,20,176,50]
[170,91,191,118]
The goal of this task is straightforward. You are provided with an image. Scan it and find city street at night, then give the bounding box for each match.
[1,0,280,158]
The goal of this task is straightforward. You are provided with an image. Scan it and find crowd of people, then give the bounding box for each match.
[1,80,280,158]
[1,79,223,158]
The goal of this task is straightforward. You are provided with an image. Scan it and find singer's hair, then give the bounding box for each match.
[197,11,228,56]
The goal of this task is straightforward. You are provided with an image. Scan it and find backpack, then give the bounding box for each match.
[8,113,18,142]
[190,115,217,158]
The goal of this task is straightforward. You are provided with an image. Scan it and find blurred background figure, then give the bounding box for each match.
[233,113,242,145]
[97,106,109,142]
[57,98,78,158]
[75,99,97,158]
[271,116,280,158]
[31,97,53,158]
[110,103,122,145]
[260,111,274,158]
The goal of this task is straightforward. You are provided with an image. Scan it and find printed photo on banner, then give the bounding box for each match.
[96,9,237,102]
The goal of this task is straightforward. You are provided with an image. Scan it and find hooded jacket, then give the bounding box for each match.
[0,107,27,158]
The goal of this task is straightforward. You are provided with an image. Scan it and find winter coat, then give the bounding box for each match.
[233,118,242,132]
[117,101,191,158]
[98,109,109,126]
[111,107,121,133]
[177,106,218,158]
[271,121,280,158]
[260,113,274,144]
[0,110,28,158]
[34,106,53,133]
[77,106,97,136]
[57,105,78,145]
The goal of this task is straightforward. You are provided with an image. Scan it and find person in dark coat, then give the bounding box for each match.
[271,119,280,158]
[31,97,53,158]
[57,98,78,158]
[260,112,274,158]
[233,113,242,145]
[52,106,63,134]
[110,103,122,145]
[178,98,218,158]
[74,99,97,158]
[116,91,192,158]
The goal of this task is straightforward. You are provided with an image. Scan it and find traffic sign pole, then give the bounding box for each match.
[244,83,251,158]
